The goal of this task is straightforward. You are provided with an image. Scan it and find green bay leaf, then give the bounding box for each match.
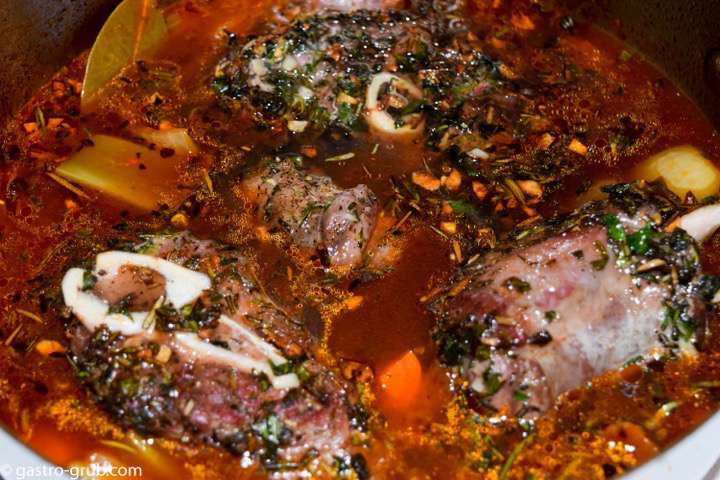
[81,0,168,110]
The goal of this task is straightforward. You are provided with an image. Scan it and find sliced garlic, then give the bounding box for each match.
[130,126,198,156]
[247,59,274,92]
[466,148,490,160]
[296,86,314,101]
[282,55,299,72]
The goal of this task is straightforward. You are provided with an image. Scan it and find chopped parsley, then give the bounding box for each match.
[482,367,504,395]
[604,214,627,244]
[448,199,477,217]
[336,102,360,130]
[81,270,97,291]
[627,224,654,255]
[512,389,529,402]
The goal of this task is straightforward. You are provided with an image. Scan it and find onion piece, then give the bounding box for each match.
[635,145,720,200]
[365,72,424,137]
[131,126,198,156]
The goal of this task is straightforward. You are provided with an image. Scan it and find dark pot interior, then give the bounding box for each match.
[0,0,116,123]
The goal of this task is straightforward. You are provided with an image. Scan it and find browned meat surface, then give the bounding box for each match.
[438,225,668,414]
[65,233,368,476]
[74,325,357,470]
[430,183,720,417]
[242,157,379,268]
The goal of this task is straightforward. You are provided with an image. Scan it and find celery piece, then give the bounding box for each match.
[55,134,184,210]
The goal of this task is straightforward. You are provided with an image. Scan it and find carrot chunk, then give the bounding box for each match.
[377,350,422,409]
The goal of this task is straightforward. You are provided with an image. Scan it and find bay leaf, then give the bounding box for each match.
[81,0,168,111]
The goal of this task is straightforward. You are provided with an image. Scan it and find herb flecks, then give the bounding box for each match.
[502,277,531,294]
[81,270,98,291]
[591,241,609,271]
[527,330,552,346]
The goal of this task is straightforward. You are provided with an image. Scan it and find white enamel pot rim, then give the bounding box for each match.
[0,411,718,479]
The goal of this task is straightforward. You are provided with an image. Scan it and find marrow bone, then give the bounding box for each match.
[174,316,299,390]
[365,72,424,137]
[62,251,211,335]
[62,251,299,389]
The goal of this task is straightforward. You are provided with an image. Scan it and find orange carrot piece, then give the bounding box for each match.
[377,350,422,409]
[35,340,66,356]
